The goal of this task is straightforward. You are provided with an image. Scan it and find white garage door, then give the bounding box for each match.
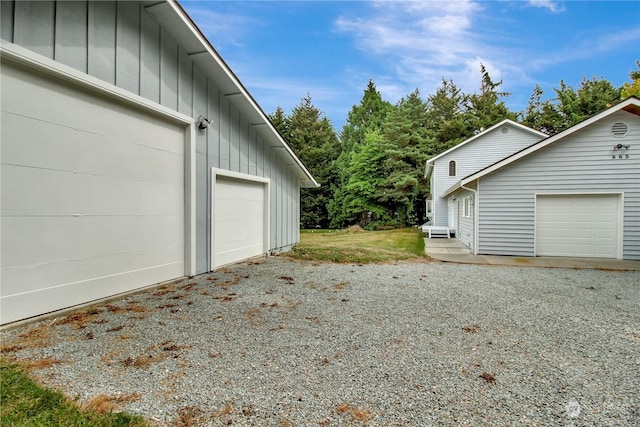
[213,174,267,268]
[536,194,620,258]
[1,62,186,324]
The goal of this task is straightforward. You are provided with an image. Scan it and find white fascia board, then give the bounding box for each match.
[162,0,319,189]
[458,97,640,188]
[426,119,547,166]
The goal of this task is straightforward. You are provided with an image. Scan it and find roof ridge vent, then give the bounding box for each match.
[611,122,628,138]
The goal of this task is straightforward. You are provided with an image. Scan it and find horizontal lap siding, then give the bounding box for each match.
[478,111,640,260]
[431,124,542,226]
[2,1,302,274]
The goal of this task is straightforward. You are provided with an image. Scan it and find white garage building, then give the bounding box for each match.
[0,0,318,325]
[441,98,640,260]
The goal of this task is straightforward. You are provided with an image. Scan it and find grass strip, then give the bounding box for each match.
[291,227,427,263]
[0,358,148,427]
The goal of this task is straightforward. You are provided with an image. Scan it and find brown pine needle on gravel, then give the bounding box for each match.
[212,403,233,417]
[336,403,372,423]
[83,392,141,414]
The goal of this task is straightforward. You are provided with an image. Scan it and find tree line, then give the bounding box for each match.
[269,62,640,230]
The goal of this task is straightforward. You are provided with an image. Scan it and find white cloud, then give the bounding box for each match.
[527,0,565,13]
[179,5,261,50]
[334,1,512,99]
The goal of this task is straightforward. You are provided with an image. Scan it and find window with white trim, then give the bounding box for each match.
[462,197,472,218]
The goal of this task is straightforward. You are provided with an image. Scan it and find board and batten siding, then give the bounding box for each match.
[431,123,543,226]
[1,0,303,274]
[477,110,640,260]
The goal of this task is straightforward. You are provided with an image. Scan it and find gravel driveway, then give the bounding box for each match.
[2,257,639,426]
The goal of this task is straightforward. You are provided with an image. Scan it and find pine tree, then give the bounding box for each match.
[380,89,433,225]
[343,129,391,227]
[271,95,339,228]
[521,84,563,134]
[465,64,516,132]
[329,80,393,228]
[425,79,471,154]
[554,76,621,129]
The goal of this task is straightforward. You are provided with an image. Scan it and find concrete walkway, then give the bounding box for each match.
[424,237,640,271]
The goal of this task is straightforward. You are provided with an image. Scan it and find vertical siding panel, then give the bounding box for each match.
[219,96,230,170]
[240,117,249,174]
[269,148,278,249]
[208,83,221,168]
[14,1,55,58]
[1,1,14,42]
[139,10,160,103]
[229,105,240,172]
[193,65,208,274]
[115,1,140,94]
[160,30,178,110]
[195,152,207,274]
[178,48,193,115]
[54,1,87,72]
[248,126,257,175]
[88,1,116,84]
[257,133,265,177]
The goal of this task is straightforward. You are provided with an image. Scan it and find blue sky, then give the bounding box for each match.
[180,0,640,130]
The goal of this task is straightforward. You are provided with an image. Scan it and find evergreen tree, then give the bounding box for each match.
[620,61,640,99]
[465,64,516,132]
[554,76,621,129]
[521,84,564,134]
[425,79,471,154]
[271,95,339,228]
[329,80,393,228]
[343,130,391,227]
[381,89,433,225]
[269,106,292,140]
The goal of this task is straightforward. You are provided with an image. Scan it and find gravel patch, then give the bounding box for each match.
[2,257,639,426]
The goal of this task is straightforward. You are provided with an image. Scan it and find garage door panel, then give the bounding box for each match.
[536,194,619,258]
[1,63,186,324]
[2,165,78,217]
[213,176,266,268]
[1,113,79,172]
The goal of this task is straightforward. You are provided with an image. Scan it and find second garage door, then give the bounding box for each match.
[213,174,268,268]
[535,194,620,258]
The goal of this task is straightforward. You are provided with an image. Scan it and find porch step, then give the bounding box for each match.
[421,226,455,238]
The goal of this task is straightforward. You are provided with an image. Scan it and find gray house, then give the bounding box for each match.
[424,120,547,238]
[429,97,640,261]
[0,0,318,325]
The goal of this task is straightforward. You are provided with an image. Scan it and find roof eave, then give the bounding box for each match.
[460,97,640,184]
[147,1,319,188]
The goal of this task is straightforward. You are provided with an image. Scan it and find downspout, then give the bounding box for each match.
[460,181,478,255]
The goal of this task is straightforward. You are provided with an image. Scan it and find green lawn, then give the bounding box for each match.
[0,358,148,427]
[290,227,427,263]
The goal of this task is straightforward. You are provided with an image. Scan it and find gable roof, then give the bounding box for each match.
[424,119,547,178]
[442,97,640,197]
[143,1,319,188]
